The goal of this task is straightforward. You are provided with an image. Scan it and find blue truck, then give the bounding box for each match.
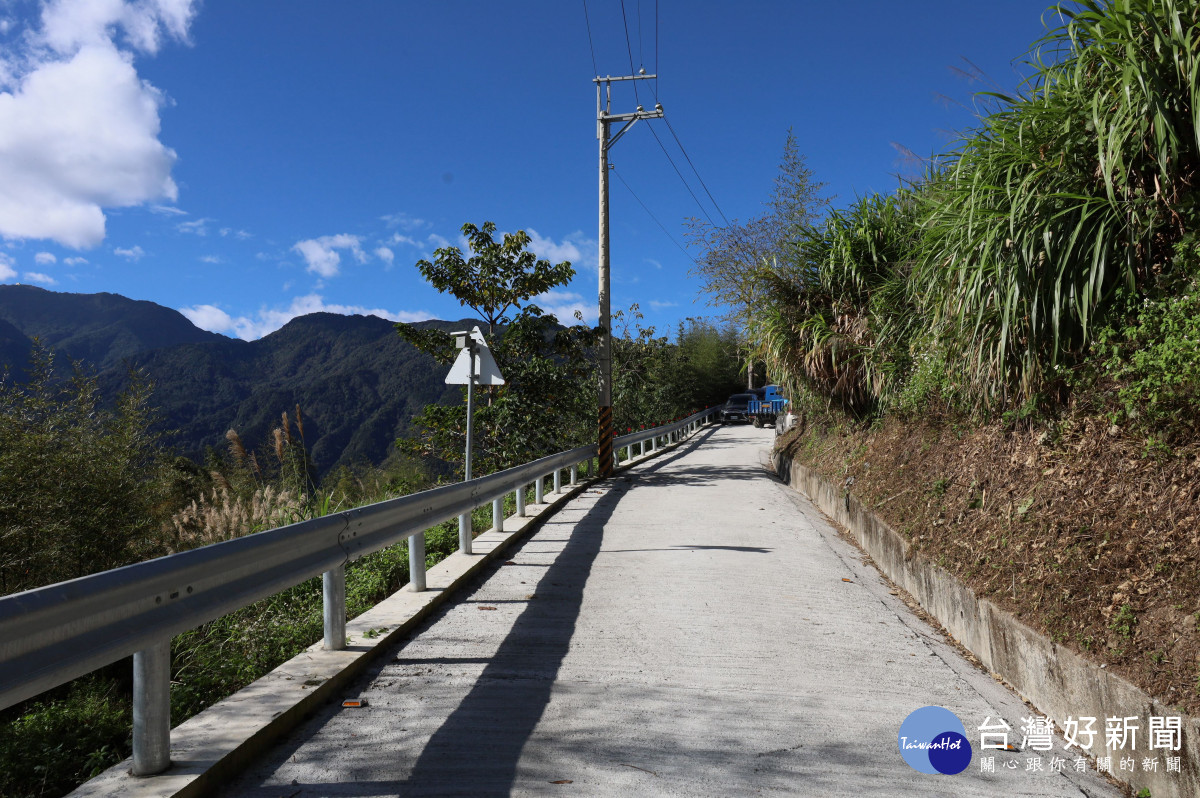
[720,385,788,427]
[747,385,788,428]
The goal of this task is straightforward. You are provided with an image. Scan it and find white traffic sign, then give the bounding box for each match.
[444,326,505,385]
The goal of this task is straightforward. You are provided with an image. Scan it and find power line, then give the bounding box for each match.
[664,116,732,227]
[581,0,598,76]
[646,119,765,270]
[612,164,698,266]
[618,0,641,105]
[654,0,659,99]
[637,0,644,70]
[644,121,720,229]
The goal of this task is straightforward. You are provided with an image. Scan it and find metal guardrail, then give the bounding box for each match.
[614,407,718,463]
[0,406,717,776]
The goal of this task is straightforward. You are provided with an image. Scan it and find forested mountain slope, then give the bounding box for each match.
[0,286,468,478]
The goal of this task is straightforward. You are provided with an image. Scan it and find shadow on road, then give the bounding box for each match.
[230,429,727,796]
[600,544,771,554]
[395,430,715,795]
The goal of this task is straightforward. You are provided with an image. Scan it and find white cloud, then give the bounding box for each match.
[114,244,145,260]
[380,212,428,232]
[0,252,16,281]
[180,294,431,341]
[176,218,210,235]
[24,271,56,285]
[292,234,365,278]
[645,258,663,270]
[150,204,186,215]
[198,254,222,263]
[34,251,57,265]
[234,230,252,240]
[526,229,580,263]
[392,232,453,257]
[0,2,197,248]
[648,300,677,310]
[179,303,234,333]
[63,256,88,265]
[536,290,595,324]
[525,229,598,270]
[373,246,394,266]
[40,0,197,56]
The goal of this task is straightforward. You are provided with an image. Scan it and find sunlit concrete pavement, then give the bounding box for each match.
[224,424,1121,797]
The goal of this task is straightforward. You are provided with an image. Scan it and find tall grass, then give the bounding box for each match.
[917,0,1200,408]
[750,0,1200,417]
[752,190,922,414]
[0,414,462,798]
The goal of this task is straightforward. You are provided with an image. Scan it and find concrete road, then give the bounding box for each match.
[224,425,1121,797]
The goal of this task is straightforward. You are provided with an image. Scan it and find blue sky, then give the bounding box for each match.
[0,0,1060,340]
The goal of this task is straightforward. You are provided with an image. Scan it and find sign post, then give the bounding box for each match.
[445,326,504,554]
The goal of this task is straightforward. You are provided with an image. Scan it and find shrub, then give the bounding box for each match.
[0,342,168,595]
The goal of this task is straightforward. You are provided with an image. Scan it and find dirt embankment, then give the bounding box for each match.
[779,411,1200,715]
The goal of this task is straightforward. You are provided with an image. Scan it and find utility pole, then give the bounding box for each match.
[596,72,662,477]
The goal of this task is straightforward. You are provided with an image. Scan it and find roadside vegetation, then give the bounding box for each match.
[0,216,740,795]
[690,0,1200,722]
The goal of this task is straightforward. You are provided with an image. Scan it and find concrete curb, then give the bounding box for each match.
[774,451,1200,798]
[71,431,705,798]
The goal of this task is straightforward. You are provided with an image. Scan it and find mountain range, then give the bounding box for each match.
[0,285,470,479]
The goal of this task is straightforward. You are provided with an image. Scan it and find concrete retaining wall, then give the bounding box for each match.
[775,451,1200,798]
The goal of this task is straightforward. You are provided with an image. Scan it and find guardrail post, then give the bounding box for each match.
[516,484,526,517]
[493,496,504,533]
[553,468,561,494]
[323,564,346,650]
[586,458,593,478]
[409,532,426,591]
[569,463,577,486]
[458,513,472,555]
[535,475,544,504]
[132,639,172,775]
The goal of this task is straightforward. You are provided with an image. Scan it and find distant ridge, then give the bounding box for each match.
[0,284,224,371]
[0,285,470,479]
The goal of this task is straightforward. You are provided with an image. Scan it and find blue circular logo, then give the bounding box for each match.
[898,706,973,775]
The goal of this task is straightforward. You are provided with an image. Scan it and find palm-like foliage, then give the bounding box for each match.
[917,0,1200,407]
[751,191,921,414]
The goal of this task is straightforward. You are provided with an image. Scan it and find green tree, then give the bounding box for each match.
[397,222,600,475]
[686,130,831,386]
[413,221,575,336]
[609,308,743,433]
[0,341,168,595]
[400,304,600,475]
[674,318,744,410]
